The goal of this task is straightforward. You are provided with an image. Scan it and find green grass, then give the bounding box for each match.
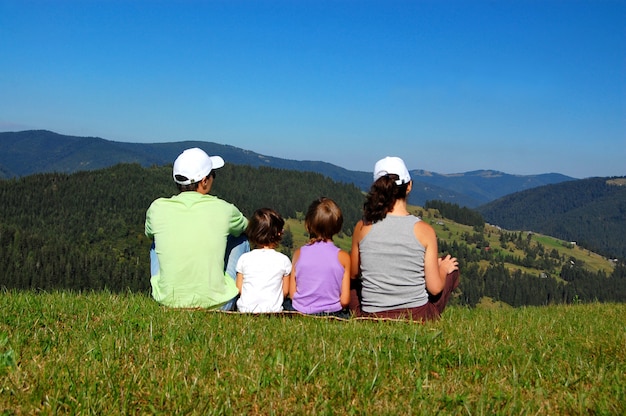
[1,291,624,415]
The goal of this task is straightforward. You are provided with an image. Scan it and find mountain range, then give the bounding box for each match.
[0,130,574,207]
[1,129,625,260]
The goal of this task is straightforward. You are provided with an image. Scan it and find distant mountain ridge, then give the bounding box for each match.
[0,129,574,207]
[413,169,572,205]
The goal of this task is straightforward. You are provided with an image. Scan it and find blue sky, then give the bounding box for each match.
[1,0,624,178]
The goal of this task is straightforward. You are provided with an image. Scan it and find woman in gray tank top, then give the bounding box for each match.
[349,157,460,321]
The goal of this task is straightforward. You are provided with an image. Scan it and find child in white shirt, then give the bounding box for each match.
[236,208,292,313]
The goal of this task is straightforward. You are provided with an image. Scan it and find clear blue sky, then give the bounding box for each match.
[1,0,624,178]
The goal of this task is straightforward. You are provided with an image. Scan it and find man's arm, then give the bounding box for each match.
[228,204,249,236]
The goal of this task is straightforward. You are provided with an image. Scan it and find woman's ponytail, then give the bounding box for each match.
[363,174,409,223]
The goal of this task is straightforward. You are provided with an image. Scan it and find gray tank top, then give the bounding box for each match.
[359,214,428,312]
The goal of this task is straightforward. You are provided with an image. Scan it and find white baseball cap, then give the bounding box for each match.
[172,148,224,185]
[373,156,411,185]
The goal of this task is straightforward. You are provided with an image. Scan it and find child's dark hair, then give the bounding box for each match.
[246,208,285,248]
[363,174,410,224]
[305,197,343,243]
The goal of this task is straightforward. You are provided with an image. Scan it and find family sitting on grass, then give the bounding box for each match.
[145,148,459,321]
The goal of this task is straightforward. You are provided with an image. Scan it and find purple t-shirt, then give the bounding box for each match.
[292,241,344,314]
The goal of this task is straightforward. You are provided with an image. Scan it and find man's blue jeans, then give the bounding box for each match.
[150,234,250,310]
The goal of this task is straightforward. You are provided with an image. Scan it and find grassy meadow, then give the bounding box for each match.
[1,291,624,415]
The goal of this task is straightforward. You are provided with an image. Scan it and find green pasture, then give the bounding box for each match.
[1,291,624,415]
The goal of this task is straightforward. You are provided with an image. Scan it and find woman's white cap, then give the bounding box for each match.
[172,147,224,185]
[373,156,411,185]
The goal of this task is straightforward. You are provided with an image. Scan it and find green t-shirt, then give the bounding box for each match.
[145,191,248,308]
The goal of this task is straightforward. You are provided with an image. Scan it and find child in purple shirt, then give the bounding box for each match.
[288,197,351,318]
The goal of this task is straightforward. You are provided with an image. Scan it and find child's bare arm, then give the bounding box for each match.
[236,272,244,294]
[282,274,290,297]
[289,248,301,299]
[338,250,351,307]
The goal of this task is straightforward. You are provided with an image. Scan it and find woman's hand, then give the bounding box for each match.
[438,254,459,275]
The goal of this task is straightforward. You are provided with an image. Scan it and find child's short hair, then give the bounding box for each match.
[305,197,343,242]
[246,208,285,248]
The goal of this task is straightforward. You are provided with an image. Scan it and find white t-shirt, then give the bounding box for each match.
[236,248,292,313]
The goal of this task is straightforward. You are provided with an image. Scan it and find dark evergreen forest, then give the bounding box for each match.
[1,163,624,306]
[0,163,363,294]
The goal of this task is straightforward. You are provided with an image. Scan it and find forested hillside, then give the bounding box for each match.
[0,163,363,292]
[477,177,626,259]
[1,164,624,306]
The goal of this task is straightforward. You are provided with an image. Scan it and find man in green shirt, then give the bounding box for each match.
[145,147,249,309]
